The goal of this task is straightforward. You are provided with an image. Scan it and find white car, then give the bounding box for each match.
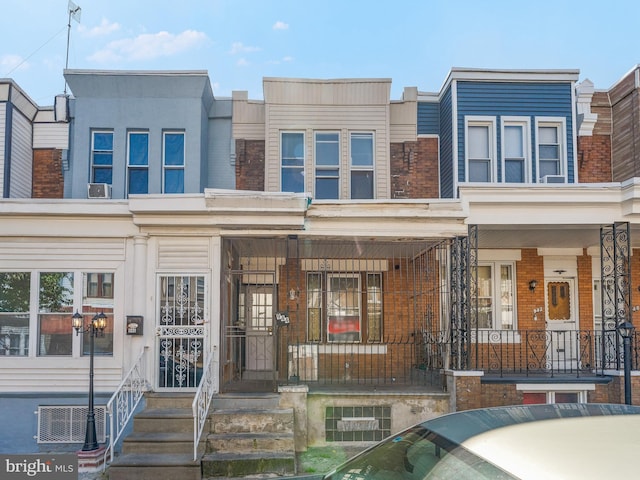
[322,403,640,479]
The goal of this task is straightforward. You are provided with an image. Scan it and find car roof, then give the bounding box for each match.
[460,414,640,479]
[419,403,640,444]
[421,404,640,479]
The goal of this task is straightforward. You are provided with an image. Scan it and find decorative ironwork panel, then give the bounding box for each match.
[157,275,206,389]
[600,223,631,370]
[450,225,478,370]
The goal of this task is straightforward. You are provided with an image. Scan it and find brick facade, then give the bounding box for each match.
[32,149,63,198]
[577,135,612,183]
[235,139,265,191]
[390,137,439,199]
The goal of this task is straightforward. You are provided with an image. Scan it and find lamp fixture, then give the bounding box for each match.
[528,279,538,292]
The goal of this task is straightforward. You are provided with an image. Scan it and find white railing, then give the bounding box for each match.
[104,347,149,465]
[192,353,218,461]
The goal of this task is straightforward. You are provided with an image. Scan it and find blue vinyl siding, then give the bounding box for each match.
[418,102,440,135]
[439,87,454,198]
[456,82,574,183]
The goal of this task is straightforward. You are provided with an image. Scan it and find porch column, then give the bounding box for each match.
[444,369,484,412]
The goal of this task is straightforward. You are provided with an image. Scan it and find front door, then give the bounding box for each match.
[545,278,578,371]
[156,275,207,390]
[244,286,275,377]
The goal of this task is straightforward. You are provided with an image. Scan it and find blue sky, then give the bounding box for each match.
[1,0,639,106]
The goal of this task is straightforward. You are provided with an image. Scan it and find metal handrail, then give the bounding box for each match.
[104,347,149,465]
[192,353,217,461]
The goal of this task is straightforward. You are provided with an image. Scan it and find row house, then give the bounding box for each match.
[2,66,640,462]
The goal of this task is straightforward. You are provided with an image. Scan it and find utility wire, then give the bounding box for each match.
[2,25,67,77]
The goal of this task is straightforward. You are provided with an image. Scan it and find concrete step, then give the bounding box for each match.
[207,431,295,453]
[109,453,200,480]
[210,408,293,435]
[201,451,296,478]
[145,392,194,410]
[122,431,198,455]
[133,408,192,433]
[212,393,280,411]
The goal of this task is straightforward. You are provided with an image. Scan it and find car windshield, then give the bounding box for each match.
[324,425,518,480]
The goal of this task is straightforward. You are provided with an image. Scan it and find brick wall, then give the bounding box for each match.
[516,249,544,330]
[577,250,594,330]
[577,135,612,183]
[32,149,63,198]
[390,137,439,199]
[235,139,265,191]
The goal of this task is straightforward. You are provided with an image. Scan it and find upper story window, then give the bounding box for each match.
[502,119,530,183]
[127,132,149,195]
[476,262,516,330]
[350,132,374,199]
[91,131,113,184]
[163,132,185,194]
[315,132,340,199]
[281,132,305,193]
[465,118,496,182]
[536,119,566,182]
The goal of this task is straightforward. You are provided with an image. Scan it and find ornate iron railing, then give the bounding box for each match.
[192,352,217,461]
[105,347,149,465]
[284,332,446,387]
[284,329,638,385]
[470,329,638,377]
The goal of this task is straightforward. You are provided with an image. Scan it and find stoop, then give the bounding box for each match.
[201,393,296,478]
[108,393,204,480]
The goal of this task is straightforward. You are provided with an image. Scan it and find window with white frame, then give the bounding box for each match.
[536,120,565,180]
[466,119,495,182]
[281,132,305,193]
[0,271,114,357]
[476,262,516,330]
[127,131,149,195]
[163,131,185,194]
[519,384,592,404]
[306,271,383,343]
[350,132,374,199]
[0,272,30,356]
[502,120,530,183]
[315,132,340,199]
[91,131,113,184]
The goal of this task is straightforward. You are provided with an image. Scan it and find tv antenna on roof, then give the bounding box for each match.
[64,0,82,94]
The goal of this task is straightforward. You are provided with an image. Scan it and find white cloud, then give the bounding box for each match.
[273,21,289,30]
[88,30,208,63]
[236,58,250,67]
[282,56,293,62]
[229,42,261,55]
[1,54,28,75]
[78,18,121,37]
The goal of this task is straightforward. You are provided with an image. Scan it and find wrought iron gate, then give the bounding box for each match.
[156,275,206,389]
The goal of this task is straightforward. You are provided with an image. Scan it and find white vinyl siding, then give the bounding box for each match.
[9,109,33,198]
[33,122,69,150]
[0,104,5,197]
[263,79,391,198]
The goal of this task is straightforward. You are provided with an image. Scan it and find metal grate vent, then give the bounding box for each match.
[37,405,106,444]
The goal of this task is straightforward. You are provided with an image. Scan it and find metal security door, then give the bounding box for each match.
[245,286,274,373]
[545,278,577,371]
[157,275,206,390]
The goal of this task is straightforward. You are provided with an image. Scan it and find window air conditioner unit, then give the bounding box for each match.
[87,183,112,199]
[540,175,565,184]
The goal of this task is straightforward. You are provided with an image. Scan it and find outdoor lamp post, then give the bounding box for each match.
[72,310,107,451]
[618,320,635,405]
